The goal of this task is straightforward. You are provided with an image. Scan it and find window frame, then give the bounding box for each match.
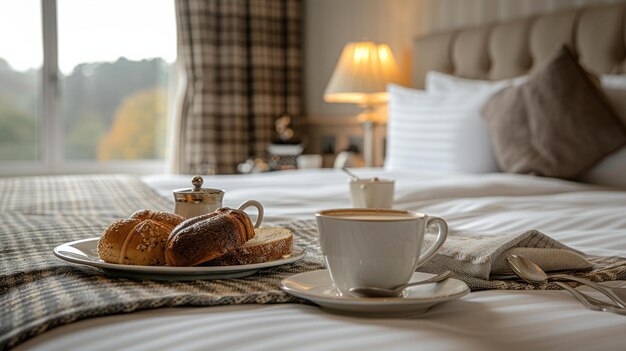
[0,0,168,176]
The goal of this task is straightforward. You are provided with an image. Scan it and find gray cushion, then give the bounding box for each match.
[482,46,626,179]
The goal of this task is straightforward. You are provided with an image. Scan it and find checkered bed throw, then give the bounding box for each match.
[2,175,626,350]
[0,175,325,350]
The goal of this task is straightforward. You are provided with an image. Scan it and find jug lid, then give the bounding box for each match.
[173,176,224,204]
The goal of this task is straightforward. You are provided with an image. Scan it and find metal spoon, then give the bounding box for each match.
[554,281,626,315]
[349,270,452,298]
[584,293,626,315]
[341,167,360,181]
[506,255,626,309]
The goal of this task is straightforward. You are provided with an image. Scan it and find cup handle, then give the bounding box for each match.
[359,184,370,208]
[236,200,264,228]
[415,216,448,267]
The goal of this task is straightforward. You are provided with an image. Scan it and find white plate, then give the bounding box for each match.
[54,238,306,281]
[281,270,470,317]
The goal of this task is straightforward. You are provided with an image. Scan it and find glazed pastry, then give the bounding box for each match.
[165,207,255,266]
[97,210,185,266]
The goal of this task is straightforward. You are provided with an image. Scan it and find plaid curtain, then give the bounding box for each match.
[174,0,302,174]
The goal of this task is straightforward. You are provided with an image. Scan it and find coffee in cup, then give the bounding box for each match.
[316,208,448,295]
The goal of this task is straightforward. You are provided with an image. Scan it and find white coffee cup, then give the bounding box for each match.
[315,208,448,296]
[297,154,323,169]
[349,178,394,208]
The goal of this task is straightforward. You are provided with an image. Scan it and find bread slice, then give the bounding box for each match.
[204,228,293,266]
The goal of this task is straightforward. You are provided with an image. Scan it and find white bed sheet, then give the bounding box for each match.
[17,169,626,351]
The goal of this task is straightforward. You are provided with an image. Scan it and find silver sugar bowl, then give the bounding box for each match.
[173,176,225,219]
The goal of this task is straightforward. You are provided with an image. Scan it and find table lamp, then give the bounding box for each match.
[324,41,400,167]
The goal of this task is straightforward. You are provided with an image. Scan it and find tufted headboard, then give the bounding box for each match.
[412,2,626,89]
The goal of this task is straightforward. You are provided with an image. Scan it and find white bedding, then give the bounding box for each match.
[17,169,626,351]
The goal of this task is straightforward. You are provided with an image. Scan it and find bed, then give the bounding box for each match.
[5,3,626,351]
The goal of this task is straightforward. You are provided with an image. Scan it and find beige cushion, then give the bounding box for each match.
[451,27,491,80]
[577,4,626,75]
[413,32,455,89]
[489,19,532,80]
[412,3,626,89]
[482,46,626,179]
[529,9,577,71]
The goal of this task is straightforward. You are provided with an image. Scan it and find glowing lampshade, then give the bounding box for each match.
[324,41,400,106]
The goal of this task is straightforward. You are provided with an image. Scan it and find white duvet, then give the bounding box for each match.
[17,169,626,351]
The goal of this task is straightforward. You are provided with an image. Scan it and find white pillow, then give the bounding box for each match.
[385,84,499,173]
[425,71,626,188]
[601,74,626,90]
[425,71,528,93]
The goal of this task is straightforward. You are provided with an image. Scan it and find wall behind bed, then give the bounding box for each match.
[303,0,623,164]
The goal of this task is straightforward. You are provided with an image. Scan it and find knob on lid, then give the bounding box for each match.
[173,176,224,204]
[191,176,203,191]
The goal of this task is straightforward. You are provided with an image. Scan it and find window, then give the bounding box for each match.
[0,0,42,162]
[0,0,176,175]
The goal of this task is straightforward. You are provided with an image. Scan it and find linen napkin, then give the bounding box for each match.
[419,229,592,280]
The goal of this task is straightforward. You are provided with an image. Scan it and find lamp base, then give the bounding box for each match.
[361,120,375,167]
[356,105,385,168]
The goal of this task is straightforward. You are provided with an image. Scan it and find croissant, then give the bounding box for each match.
[97,210,185,265]
[165,207,255,266]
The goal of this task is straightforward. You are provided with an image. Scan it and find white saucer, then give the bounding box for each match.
[281,270,469,317]
[54,238,306,281]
